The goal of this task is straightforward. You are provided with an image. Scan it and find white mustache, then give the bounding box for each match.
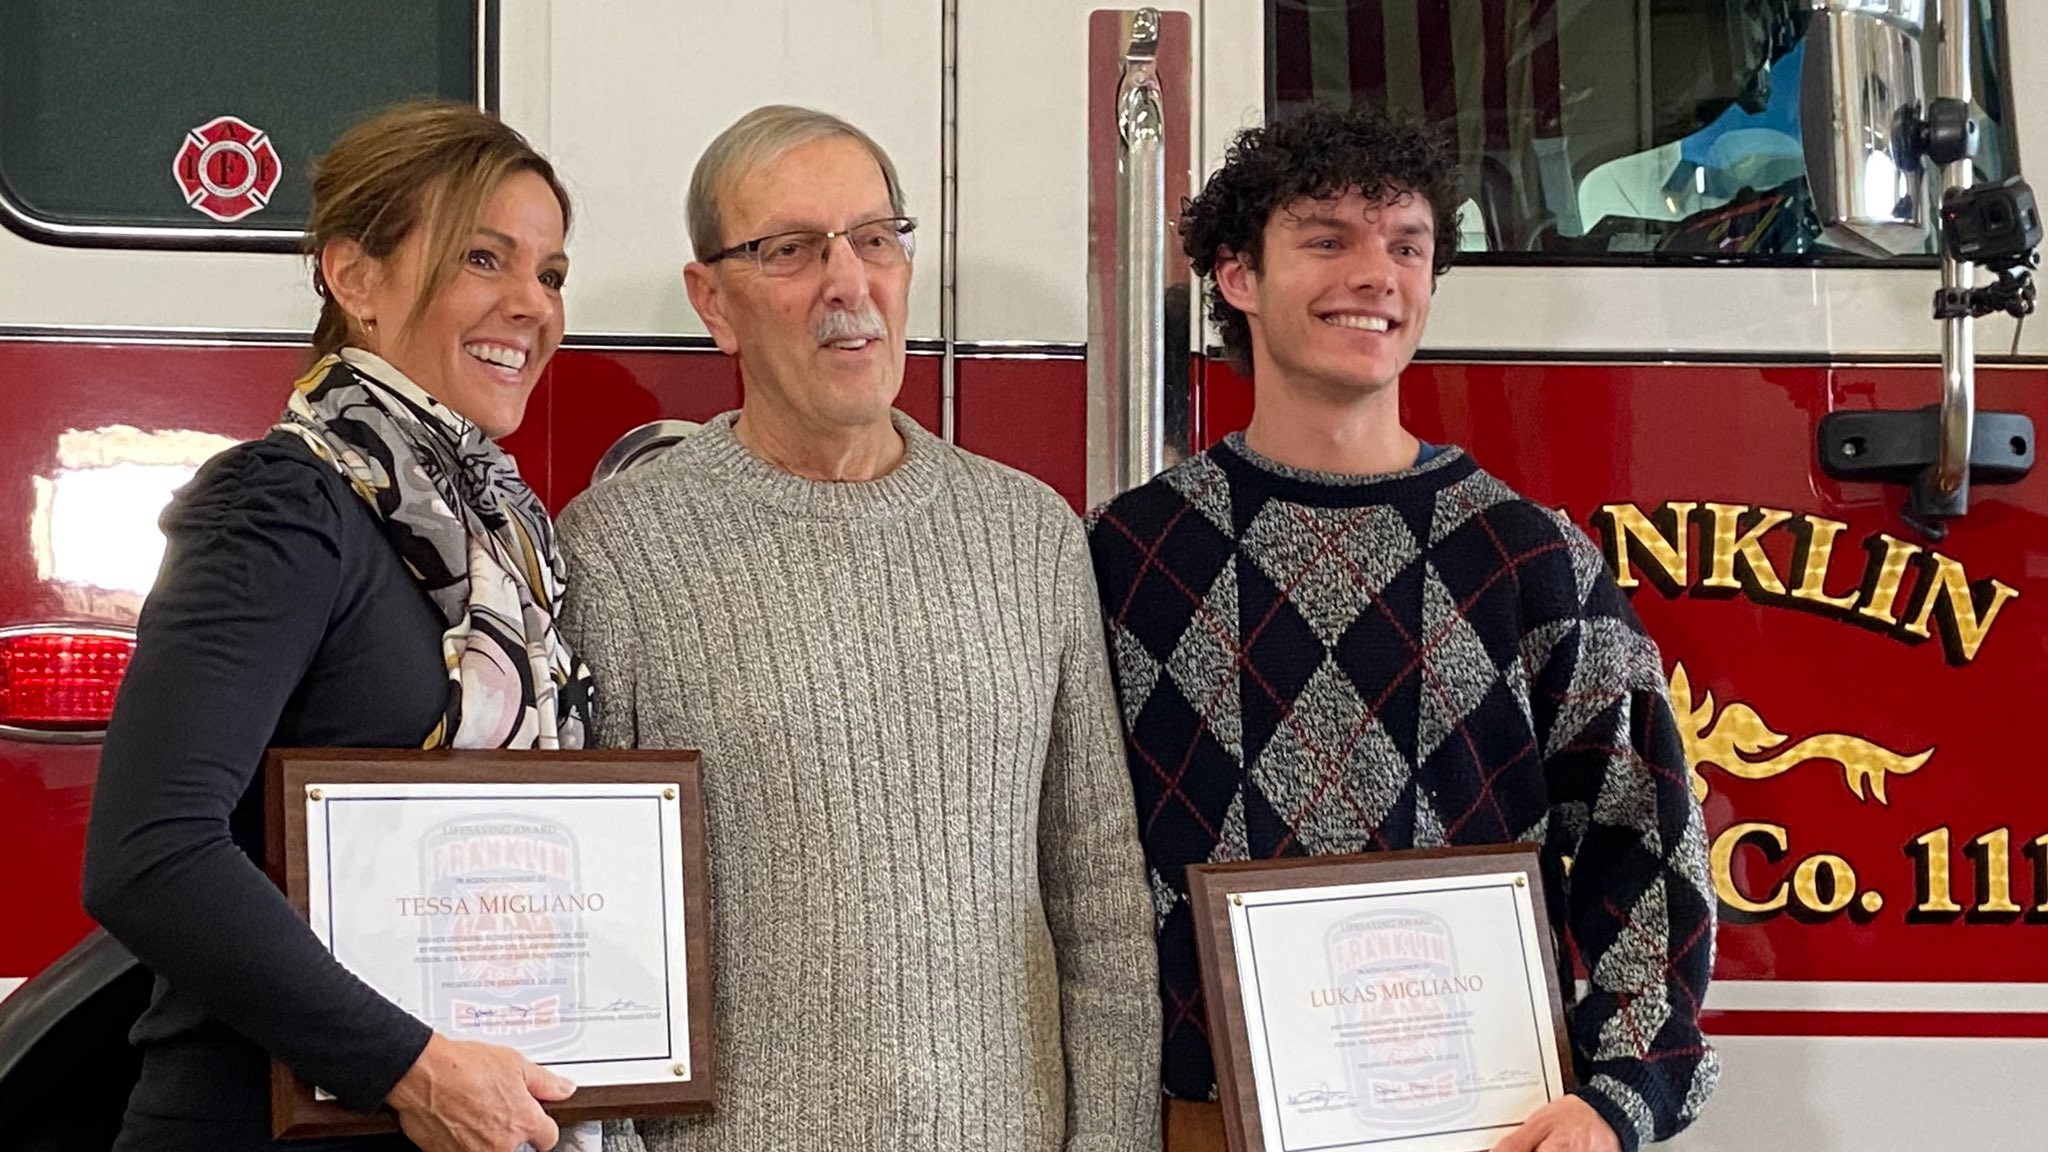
[814,306,887,345]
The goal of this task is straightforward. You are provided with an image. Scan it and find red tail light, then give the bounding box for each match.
[0,627,137,735]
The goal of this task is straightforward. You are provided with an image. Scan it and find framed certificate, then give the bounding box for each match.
[1188,845,1572,1152]
[262,749,714,1139]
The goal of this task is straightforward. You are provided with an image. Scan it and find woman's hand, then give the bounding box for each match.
[386,1032,577,1152]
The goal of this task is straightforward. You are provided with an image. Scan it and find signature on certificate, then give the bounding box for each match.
[453,997,563,1032]
[461,1003,537,1023]
[1286,1083,1353,1108]
[564,997,650,1012]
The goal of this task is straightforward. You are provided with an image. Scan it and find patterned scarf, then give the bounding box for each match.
[273,349,591,750]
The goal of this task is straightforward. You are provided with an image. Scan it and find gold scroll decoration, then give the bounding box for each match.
[1668,662,1933,805]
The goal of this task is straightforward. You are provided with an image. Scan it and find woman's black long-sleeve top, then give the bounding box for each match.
[82,433,450,1128]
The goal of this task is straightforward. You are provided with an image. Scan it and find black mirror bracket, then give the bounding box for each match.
[1818,407,2037,541]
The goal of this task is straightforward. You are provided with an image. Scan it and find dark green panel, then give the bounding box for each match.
[0,1,478,231]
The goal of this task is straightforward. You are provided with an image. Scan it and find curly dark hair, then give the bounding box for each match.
[1181,103,1461,375]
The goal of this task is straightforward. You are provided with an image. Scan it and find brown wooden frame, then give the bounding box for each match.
[1186,844,1575,1152]
[263,748,715,1139]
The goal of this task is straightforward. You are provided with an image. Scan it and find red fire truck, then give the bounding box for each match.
[1,1,2042,1147]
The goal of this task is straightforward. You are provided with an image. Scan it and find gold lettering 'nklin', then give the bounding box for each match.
[1593,502,2017,665]
[1668,662,1933,804]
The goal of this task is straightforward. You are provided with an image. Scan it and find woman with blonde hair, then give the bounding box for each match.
[84,102,593,1152]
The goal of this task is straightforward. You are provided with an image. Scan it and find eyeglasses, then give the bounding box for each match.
[705,216,918,278]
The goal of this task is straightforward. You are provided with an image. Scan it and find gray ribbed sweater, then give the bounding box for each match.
[557,411,1160,1152]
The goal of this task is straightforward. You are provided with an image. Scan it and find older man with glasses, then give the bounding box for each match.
[558,105,1160,1152]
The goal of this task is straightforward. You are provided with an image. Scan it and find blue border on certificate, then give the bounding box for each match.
[1242,878,1556,1152]
[320,791,677,1066]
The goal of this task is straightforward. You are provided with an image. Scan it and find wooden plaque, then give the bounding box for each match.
[262,748,715,1139]
[1188,845,1575,1152]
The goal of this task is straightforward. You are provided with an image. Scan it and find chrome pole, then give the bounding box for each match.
[1116,8,1166,490]
[1935,0,1974,501]
[939,0,960,443]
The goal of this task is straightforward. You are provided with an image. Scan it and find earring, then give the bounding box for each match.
[363,317,378,336]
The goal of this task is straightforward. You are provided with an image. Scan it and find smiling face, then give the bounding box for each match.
[1216,186,1436,403]
[350,169,569,438]
[684,134,910,437]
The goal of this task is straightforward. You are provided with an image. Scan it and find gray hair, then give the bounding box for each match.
[686,105,908,260]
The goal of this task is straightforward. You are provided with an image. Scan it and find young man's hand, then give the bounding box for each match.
[1489,1095,1621,1152]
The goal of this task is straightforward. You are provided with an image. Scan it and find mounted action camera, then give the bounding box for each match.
[1930,176,2040,325]
[1941,176,2042,267]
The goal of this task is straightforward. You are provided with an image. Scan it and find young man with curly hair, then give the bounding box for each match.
[1087,103,1719,1152]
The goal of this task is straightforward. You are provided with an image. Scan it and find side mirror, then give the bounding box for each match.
[1801,0,1929,257]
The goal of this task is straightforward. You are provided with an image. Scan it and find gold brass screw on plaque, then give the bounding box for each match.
[664,787,677,801]
[672,1063,687,1077]
[1515,876,1527,887]
[1230,894,1243,906]
[308,787,324,802]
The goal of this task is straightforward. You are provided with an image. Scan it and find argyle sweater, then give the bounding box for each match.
[1087,434,1719,1150]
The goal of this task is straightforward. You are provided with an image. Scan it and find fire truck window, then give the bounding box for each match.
[1267,0,2019,265]
[1454,198,1489,252]
[0,0,480,245]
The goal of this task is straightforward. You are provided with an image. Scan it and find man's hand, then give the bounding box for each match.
[386,1032,577,1152]
[1490,1094,1622,1152]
